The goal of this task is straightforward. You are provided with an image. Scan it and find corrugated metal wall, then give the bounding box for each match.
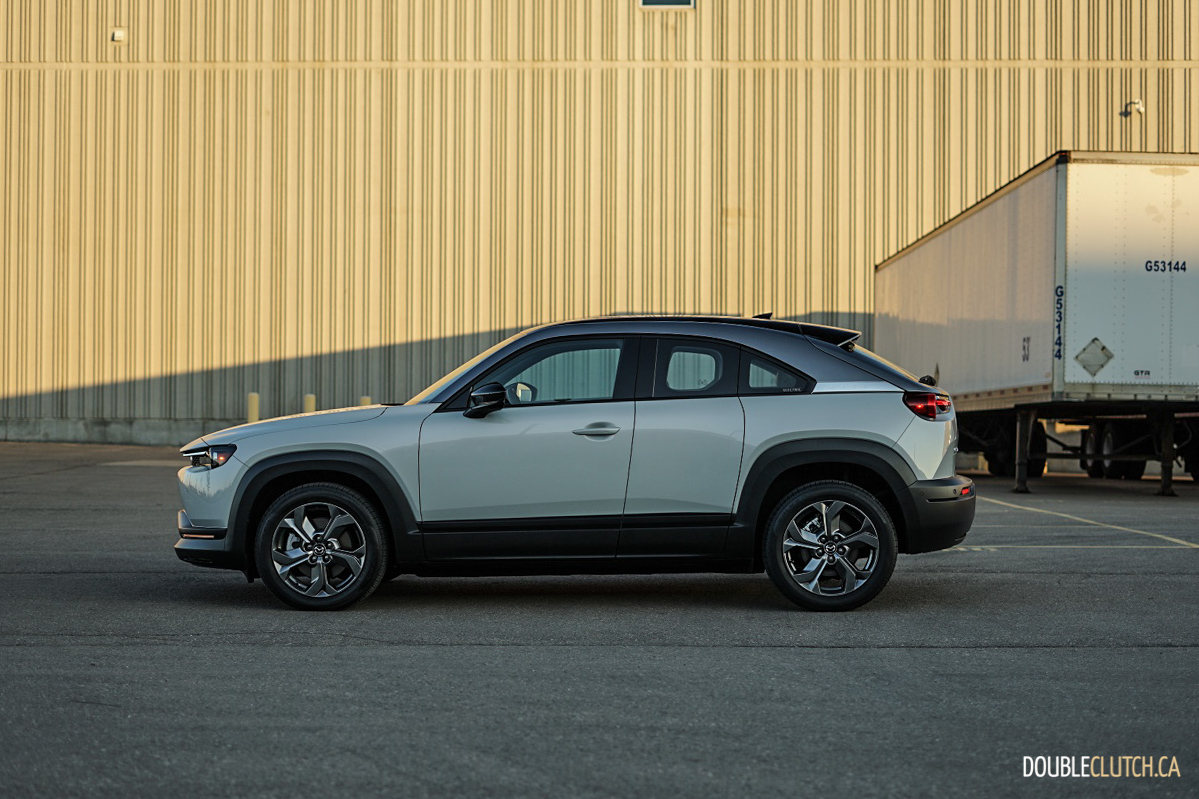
[3,0,1198,442]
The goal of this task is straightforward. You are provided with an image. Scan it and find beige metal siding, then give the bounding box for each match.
[2,1,1198,442]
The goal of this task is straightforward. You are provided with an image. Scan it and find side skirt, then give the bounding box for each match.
[401,557,758,578]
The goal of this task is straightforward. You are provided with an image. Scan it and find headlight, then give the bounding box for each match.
[181,444,237,469]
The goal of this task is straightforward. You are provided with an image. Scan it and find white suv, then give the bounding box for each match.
[176,317,974,611]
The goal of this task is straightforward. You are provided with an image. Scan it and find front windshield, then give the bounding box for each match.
[405,330,529,404]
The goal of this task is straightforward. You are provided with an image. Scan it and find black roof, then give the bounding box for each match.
[557,315,861,346]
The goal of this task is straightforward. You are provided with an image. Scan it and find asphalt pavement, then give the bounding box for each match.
[0,442,1196,797]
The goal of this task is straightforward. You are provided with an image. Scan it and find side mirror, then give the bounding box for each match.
[919,374,938,387]
[464,382,506,418]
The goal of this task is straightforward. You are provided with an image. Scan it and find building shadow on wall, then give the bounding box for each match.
[0,327,524,446]
[1,312,877,446]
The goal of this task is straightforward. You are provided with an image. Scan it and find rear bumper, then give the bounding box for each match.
[175,510,243,570]
[902,475,975,553]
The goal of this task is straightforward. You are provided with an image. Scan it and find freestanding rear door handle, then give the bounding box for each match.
[572,425,621,436]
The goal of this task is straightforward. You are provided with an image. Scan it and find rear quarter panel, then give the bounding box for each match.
[736,392,915,507]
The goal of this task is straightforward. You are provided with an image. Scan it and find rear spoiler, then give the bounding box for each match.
[798,324,861,348]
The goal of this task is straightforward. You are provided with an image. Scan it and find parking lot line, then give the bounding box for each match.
[952,544,1191,550]
[978,496,1199,548]
[970,524,1095,528]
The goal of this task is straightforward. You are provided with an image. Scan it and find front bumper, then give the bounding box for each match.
[902,475,975,553]
[174,509,243,570]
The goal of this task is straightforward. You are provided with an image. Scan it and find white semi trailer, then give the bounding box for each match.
[874,151,1199,493]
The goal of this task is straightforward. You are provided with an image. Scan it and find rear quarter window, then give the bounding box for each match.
[740,351,814,395]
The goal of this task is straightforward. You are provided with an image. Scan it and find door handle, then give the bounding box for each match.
[572,425,621,437]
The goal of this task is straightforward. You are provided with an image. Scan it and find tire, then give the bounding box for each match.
[1121,459,1146,481]
[1101,425,1122,479]
[763,481,898,612]
[254,482,389,611]
[986,448,1014,478]
[1081,424,1105,478]
[1101,423,1145,480]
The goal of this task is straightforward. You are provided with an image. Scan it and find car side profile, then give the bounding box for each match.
[175,316,975,611]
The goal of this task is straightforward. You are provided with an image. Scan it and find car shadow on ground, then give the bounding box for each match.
[129,560,993,615]
[139,566,996,615]
[369,573,795,611]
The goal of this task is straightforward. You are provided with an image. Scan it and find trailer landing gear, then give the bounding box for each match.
[1012,409,1037,494]
[1154,411,1177,498]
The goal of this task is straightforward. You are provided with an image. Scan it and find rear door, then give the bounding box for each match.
[620,337,745,557]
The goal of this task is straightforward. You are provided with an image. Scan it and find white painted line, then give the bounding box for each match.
[948,544,1191,550]
[970,524,1095,528]
[978,495,1199,548]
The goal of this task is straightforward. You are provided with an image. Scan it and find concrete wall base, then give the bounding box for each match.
[0,419,242,447]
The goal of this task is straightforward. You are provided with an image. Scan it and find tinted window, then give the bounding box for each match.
[839,343,922,384]
[666,348,719,391]
[481,339,626,405]
[652,339,739,398]
[741,352,811,395]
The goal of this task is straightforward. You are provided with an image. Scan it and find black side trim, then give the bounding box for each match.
[401,557,756,578]
[177,509,227,540]
[174,537,239,570]
[618,513,732,528]
[732,439,922,556]
[421,515,621,532]
[421,514,620,560]
[617,513,733,557]
[228,451,421,575]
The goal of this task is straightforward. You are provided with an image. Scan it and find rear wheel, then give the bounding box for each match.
[254,482,388,610]
[1081,424,1105,478]
[763,481,898,612]
[1101,423,1146,480]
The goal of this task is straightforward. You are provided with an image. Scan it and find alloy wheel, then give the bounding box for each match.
[780,500,880,596]
[270,503,368,598]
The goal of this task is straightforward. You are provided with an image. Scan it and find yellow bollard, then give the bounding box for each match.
[247,392,260,424]
[303,394,316,414]
[359,396,372,406]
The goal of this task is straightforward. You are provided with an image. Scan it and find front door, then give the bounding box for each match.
[418,337,638,560]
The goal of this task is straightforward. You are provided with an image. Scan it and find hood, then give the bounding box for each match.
[183,405,388,450]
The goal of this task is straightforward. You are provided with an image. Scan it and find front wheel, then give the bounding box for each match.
[763,481,898,611]
[254,483,389,611]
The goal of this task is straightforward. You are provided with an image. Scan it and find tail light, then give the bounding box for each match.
[903,392,952,420]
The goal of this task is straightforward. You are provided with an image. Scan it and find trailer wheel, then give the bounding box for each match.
[986,425,1045,478]
[1102,423,1145,480]
[1101,425,1122,479]
[1081,424,1105,478]
[1121,458,1146,481]
[985,448,1014,478]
